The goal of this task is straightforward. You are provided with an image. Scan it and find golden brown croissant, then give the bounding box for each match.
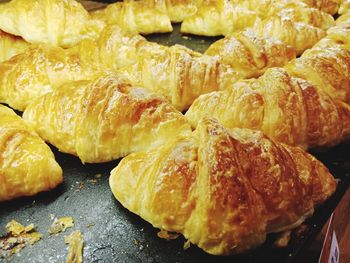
[339,0,350,14]
[164,0,203,22]
[23,75,191,163]
[90,0,173,34]
[110,118,336,255]
[251,16,326,55]
[285,45,350,103]
[185,68,350,148]
[0,104,63,202]
[73,25,239,111]
[205,29,296,78]
[0,0,104,47]
[0,30,29,63]
[0,45,104,111]
[301,0,341,14]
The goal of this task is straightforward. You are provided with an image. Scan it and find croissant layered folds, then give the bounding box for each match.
[73,26,239,111]
[163,0,204,22]
[0,0,104,47]
[23,75,191,163]
[0,45,104,111]
[186,68,350,148]
[181,0,333,37]
[0,30,29,63]
[90,0,173,34]
[110,118,336,255]
[0,104,63,202]
[205,29,296,78]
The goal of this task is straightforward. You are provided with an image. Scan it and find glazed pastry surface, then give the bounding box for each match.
[0,30,29,63]
[110,118,336,255]
[0,0,104,47]
[0,104,62,202]
[186,68,350,149]
[23,75,191,163]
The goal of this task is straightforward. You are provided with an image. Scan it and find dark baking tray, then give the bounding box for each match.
[1,21,350,263]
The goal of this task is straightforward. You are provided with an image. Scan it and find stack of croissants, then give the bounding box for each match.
[0,0,349,256]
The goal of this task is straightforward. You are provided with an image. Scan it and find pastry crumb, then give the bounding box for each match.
[274,231,291,248]
[48,217,74,235]
[0,220,42,258]
[183,240,191,250]
[65,230,84,263]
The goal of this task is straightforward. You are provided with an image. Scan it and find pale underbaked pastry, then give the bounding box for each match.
[73,25,239,111]
[0,104,63,202]
[0,30,29,63]
[0,0,104,47]
[205,29,296,78]
[0,45,104,111]
[110,118,336,255]
[23,75,191,163]
[90,0,173,35]
[186,68,350,149]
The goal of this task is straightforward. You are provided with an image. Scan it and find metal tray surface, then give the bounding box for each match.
[1,24,350,263]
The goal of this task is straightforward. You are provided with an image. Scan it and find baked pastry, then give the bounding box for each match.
[0,30,29,63]
[0,45,104,111]
[0,104,63,202]
[301,0,340,14]
[23,75,191,163]
[0,0,104,47]
[180,0,260,36]
[251,16,326,55]
[73,25,239,111]
[110,118,336,255]
[339,0,350,14]
[285,44,350,103]
[181,0,333,36]
[164,0,203,22]
[90,0,173,34]
[185,68,350,149]
[205,29,296,78]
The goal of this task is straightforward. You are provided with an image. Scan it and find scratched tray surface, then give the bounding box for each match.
[1,24,350,263]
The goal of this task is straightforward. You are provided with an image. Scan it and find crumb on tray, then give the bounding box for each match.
[65,230,84,263]
[157,230,179,240]
[48,217,74,235]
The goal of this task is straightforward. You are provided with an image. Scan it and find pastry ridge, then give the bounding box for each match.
[110,118,336,255]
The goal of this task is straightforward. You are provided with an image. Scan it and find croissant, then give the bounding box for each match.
[22,75,191,163]
[0,30,29,63]
[164,0,203,22]
[301,0,341,14]
[339,0,350,14]
[110,118,336,255]
[180,0,260,36]
[0,45,104,111]
[0,0,104,47]
[185,68,350,149]
[205,29,296,78]
[0,104,62,202]
[73,25,239,111]
[285,45,350,103]
[251,16,326,55]
[90,0,173,34]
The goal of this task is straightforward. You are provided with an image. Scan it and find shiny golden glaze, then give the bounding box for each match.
[0,105,62,202]
[23,75,191,163]
[90,0,173,34]
[0,45,105,111]
[110,118,336,255]
[73,25,239,111]
[0,30,29,63]
[186,68,350,149]
[0,0,104,47]
[205,29,296,78]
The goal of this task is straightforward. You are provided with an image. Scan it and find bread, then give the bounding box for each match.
[185,68,350,149]
[0,45,104,111]
[251,16,326,55]
[285,45,350,103]
[0,0,104,47]
[180,0,333,37]
[23,75,191,163]
[110,118,336,255]
[205,29,296,78]
[0,104,62,202]
[73,25,239,111]
[0,30,29,63]
[90,0,172,34]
